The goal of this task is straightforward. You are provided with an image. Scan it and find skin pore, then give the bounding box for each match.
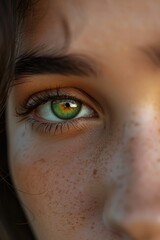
[7,0,160,239]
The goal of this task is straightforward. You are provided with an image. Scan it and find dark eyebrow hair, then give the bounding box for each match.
[15,49,97,82]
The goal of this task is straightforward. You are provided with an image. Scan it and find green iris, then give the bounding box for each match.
[51,99,82,120]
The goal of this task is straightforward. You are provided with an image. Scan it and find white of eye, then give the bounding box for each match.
[35,101,95,122]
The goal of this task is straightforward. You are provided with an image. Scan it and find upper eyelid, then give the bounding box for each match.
[15,88,101,119]
[25,90,84,110]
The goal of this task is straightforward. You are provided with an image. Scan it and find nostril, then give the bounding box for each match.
[108,222,135,240]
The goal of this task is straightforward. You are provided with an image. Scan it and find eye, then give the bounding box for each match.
[16,88,100,136]
[35,98,95,122]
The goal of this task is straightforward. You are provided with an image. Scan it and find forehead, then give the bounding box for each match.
[23,0,160,51]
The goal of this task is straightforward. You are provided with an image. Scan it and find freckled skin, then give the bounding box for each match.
[7,0,160,240]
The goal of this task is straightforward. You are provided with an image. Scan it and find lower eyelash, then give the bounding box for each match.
[26,117,86,136]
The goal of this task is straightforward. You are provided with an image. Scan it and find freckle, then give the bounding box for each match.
[132,111,136,115]
[131,120,139,126]
[130,137,135,142]
[93,169,98,176]
[157,158,160,162]
[39,158,46,163]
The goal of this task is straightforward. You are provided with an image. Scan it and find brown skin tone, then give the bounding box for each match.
[7,0,160,239]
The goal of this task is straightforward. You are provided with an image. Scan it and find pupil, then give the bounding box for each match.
[65,102,70,108]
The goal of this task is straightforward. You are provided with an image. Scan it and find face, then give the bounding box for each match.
[7,0,160,239]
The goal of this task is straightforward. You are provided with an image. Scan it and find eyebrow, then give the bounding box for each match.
[15,49,97,82]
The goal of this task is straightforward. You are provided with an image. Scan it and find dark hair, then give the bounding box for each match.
[0,1,35,239]
[0,1,14,113]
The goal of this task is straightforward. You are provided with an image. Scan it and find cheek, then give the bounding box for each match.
[9,126,111,233]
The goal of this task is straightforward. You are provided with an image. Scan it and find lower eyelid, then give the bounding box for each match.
[26,115,99,137]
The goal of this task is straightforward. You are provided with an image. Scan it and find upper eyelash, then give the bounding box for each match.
[16,88,83,118]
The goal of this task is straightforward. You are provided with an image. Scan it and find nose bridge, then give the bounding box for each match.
[126,105,160,184]
[119,104,160,199]
[103,104,160,240]
[125,104,160,192]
